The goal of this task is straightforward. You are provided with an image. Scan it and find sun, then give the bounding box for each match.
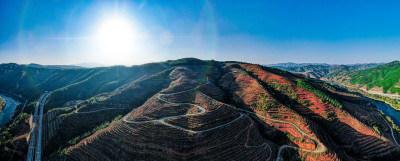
[95,16,136,52]
[91,14,149,65]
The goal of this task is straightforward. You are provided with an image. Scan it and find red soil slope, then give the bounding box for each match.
[65,66,279,160]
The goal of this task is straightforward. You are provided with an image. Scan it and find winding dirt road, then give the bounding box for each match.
[237,109,326,161]
[122,78,244,134]
[75,108,121,114]
[229,70,326,160]
[122,75,325,160]
[79,74,326,160]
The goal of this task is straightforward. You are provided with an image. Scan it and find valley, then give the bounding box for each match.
[0,94,21,126]
[325,61,400,96]
[269,63,382,79]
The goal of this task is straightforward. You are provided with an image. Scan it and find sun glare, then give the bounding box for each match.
[95,16,136,52]
[92,15,146,65]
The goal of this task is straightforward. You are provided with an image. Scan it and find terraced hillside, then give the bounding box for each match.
[0,63,166,107]
[325,61,400,95]
[54,60,400,160]
[0,58,399,161]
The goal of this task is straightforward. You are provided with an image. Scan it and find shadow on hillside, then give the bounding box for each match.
[60,64,283,160]
[216,70,300,161]
[292,101,400,160]
[42,70,174,160]
[220,65,384,160]
[239,65,400,160]
[317,85,400,160]
[43,64,224,160]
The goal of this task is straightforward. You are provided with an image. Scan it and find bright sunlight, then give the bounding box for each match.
[95,16,137,52]
[91,15,147,65]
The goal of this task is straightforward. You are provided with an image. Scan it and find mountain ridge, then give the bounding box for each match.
[268,62,383,79]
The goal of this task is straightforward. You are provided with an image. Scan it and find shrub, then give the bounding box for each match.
[299,100,314,106]
[373,125,381,135]
[295,80,343,108]
[65,115,123,146]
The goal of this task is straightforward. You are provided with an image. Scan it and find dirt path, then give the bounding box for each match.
[76,73,326,160]
[237,109,326,161]
[122,77,243,134]
[122,75,325,160]
[229,70,326,160]
[364,97,400,147]
[380,114,400,147]
[75,108,122,114]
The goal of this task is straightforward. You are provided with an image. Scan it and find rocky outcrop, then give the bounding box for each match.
[0,96,6,112]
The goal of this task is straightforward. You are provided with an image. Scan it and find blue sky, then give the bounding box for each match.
[0,0,400,65]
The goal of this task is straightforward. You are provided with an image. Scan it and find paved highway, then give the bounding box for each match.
[26,93,47,161]
[35,92,51,161]
[332,80,400,100]
[368,91,400,100]
[26,92,51,161]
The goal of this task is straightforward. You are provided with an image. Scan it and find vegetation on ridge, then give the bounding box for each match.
[270,63,382,79]
[328,61,400,94]
[295,80,342,108]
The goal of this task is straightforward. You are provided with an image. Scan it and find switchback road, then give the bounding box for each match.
[236,109,326,161]
[122,77,244,134]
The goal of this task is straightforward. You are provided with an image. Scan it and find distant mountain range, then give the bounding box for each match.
[325,61,400,95]
[267,62,330,68]
[26,63,84,69]
[267,62,384,79]
[324,60,400,110]
[25,62,106,69]
[73,62,106,68]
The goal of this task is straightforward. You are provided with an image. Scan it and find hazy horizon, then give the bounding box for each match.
[0,58,393,67]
